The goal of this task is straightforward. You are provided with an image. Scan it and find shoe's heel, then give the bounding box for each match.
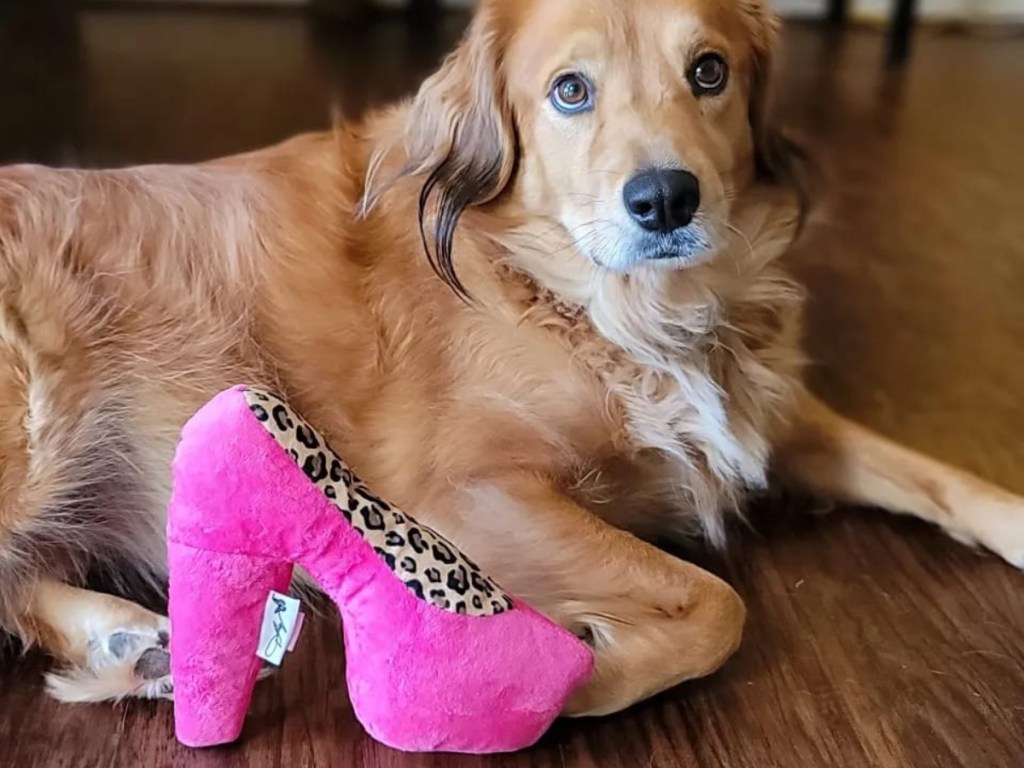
[168,539,294,747]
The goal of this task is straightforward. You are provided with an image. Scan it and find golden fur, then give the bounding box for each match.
[1,0,1021,713]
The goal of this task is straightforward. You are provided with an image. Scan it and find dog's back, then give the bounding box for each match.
[0,158,284,628]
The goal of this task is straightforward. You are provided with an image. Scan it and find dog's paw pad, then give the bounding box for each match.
[95,624,168,666]
[106,631,144,661]
[133,647,171,680]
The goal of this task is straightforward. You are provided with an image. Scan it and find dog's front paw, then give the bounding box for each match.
[960,495,1024,570]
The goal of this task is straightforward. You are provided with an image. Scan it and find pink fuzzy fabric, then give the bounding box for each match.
[167,386,594,753]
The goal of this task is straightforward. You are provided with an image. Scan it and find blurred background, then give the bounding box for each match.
[2,0,1023,166]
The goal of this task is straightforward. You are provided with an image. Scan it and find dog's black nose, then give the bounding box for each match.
[623,169,701,233]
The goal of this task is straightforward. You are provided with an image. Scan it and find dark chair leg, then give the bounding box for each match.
[827,0,849,26]
[887,0,918,65]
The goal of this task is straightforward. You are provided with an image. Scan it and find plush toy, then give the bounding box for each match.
[166,385,594,754]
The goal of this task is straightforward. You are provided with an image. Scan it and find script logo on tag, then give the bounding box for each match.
[256,591,304,666]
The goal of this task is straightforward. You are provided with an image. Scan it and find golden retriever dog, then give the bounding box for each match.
[1,0,1021,714]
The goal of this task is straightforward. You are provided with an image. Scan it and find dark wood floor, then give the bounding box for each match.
[1,6,1023,767]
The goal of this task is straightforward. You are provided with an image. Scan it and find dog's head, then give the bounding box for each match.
[365,0,803,296]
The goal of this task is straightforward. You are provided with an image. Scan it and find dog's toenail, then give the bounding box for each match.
[157,630,170,648]
[134,648,171,679]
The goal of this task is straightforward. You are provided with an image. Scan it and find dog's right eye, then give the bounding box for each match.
[550,74,593,114]
[688,53,729,97]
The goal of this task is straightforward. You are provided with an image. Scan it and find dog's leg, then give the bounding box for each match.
[15,578,174,702]
[773,391,1024,568]
[444,474,746,717]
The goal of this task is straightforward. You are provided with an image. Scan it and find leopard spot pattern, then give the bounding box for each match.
[243,387,515,616]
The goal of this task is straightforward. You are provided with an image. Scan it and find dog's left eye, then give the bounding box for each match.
[688,53,729,96]
[550,74,593,114]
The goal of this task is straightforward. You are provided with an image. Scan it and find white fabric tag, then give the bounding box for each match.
[256,591,303,666]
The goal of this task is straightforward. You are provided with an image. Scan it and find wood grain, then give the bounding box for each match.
[1,6,1022,767]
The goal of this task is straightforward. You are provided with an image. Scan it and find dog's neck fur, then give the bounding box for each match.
[485,196,806,541]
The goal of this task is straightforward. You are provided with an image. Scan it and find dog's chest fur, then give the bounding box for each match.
[507,263,805,543]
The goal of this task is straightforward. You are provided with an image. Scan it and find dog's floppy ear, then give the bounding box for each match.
[742,2,810,220]
[363,7,517,298]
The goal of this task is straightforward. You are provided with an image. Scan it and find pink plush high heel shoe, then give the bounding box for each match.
[167,385,593,754]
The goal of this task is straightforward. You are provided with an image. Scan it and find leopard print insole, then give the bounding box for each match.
[244,388,515,617]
